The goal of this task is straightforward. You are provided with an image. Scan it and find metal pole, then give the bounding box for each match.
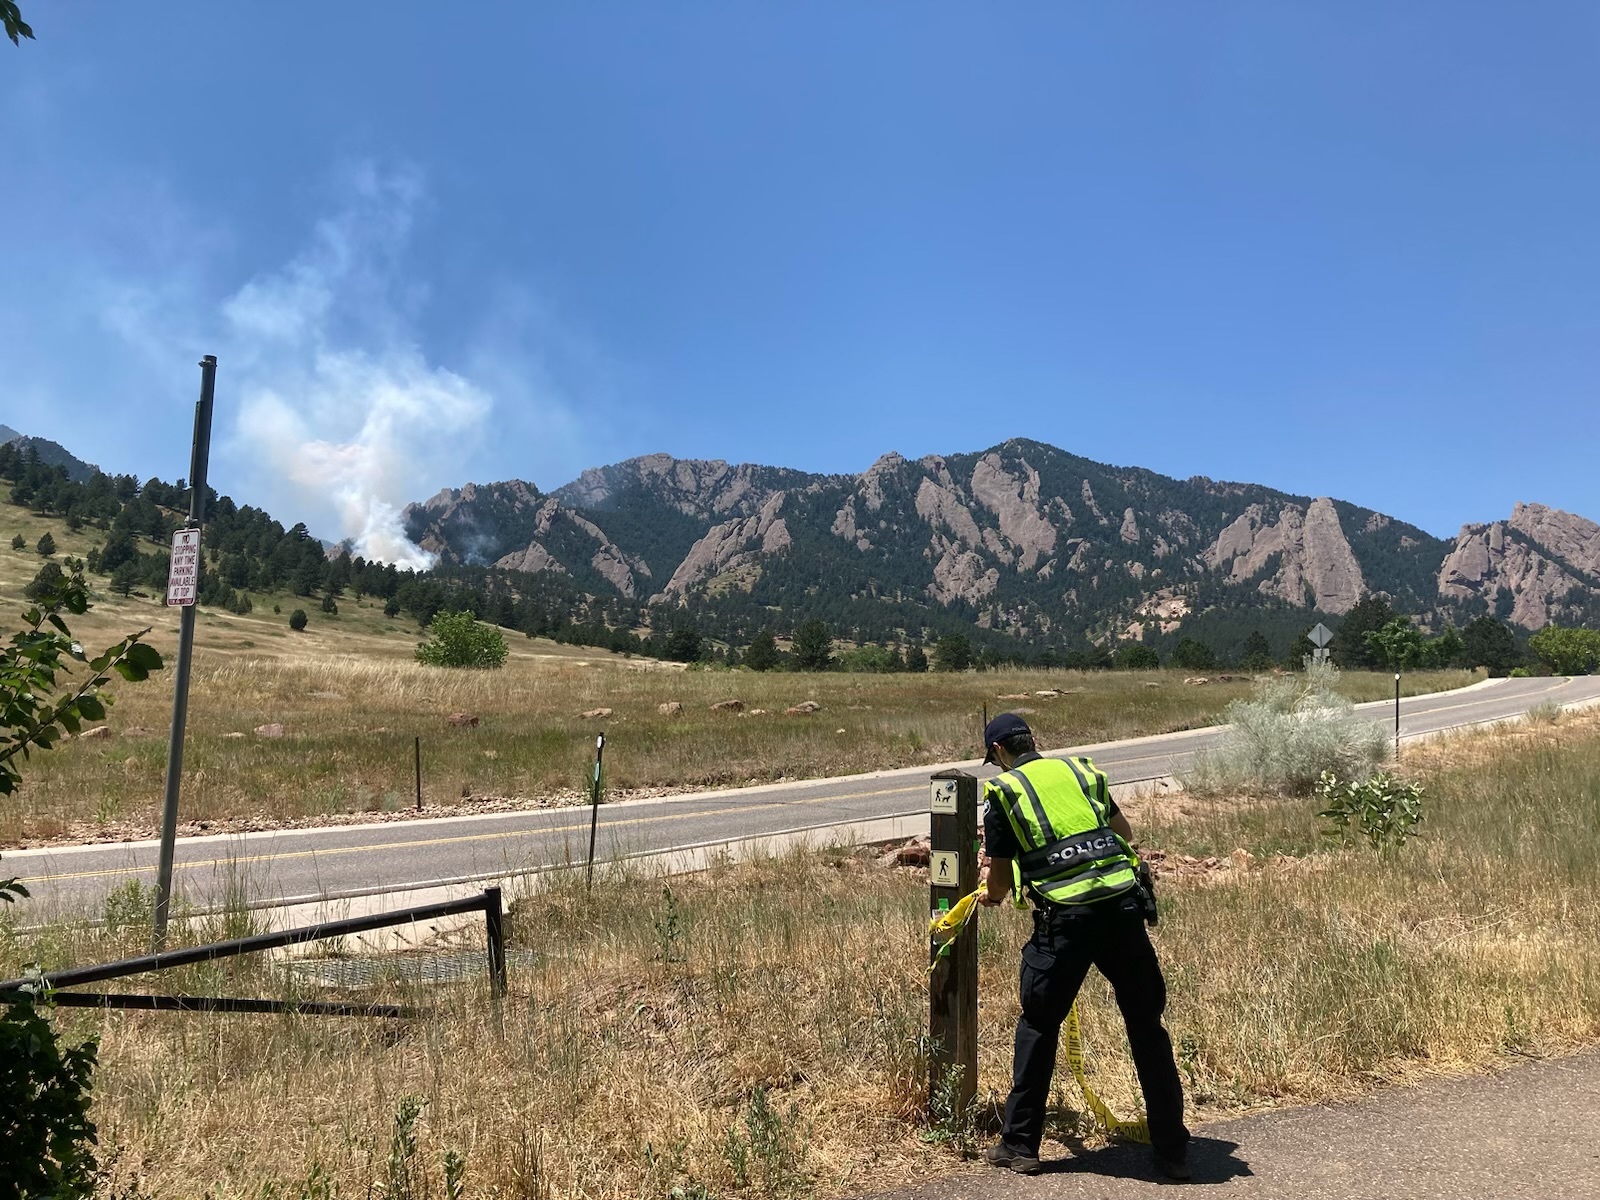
[928,769,979,1117]
[1394,672,1402,760]
[484,886,507,1000]
[152,355,216,950]
[414,736,423,812]
[585,733,606,891]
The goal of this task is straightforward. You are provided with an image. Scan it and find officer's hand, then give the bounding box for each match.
[977,891,1003,907]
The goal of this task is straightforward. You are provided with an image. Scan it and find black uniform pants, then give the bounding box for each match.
[1001,901,1190,1162]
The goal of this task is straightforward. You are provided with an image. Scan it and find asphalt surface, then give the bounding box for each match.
[864,1050,1600,1199]
[9,675,1599,919]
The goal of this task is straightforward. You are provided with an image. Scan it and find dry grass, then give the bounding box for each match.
[0,524,1473,845]
[6,711,1599,1198]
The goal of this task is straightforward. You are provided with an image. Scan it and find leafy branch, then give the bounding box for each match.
[2,1,33,46]
[0,567,163,797]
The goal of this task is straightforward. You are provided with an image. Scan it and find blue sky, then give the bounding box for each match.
[3,3,1596,558]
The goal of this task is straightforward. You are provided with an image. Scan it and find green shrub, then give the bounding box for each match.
[1185,663,1390,796]
[0,574,164,1196]
[1528,626,1600,676]
[289,609,308,631]
[0,989,100,1198]
[415,610,508,669]
[1316,770,1424,849]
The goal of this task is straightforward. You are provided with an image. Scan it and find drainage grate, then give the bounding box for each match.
[285,949,539,990]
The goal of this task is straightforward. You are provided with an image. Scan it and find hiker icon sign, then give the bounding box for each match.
[930,850,958,887]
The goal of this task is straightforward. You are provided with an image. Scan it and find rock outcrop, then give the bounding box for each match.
[655,493,791,599]
[1203,498,1365,613]
[1437,504,1600,629]
[554,453,792,520]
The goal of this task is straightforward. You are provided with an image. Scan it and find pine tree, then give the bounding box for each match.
[933,633,972,672]
[1116,643,1161,669]
[792,619,834,671]
[110,560,141,597]
[35,532,55,557]
[1462,616,1518,673]
[1172,637,1217,671]
[744,630,780,672]
[1240,630,1274,671]
[663,626,703,663]
[1332,595,1394,669]
[905,644,929,673]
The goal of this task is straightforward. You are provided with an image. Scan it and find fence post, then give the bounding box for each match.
[928,768,979,1116]
[484,887,507,1000]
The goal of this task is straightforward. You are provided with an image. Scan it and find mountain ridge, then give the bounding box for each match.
[403,439,1600,643]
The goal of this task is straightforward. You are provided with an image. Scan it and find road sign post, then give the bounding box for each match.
[928,769,978,1117]
[1395,672,1402,759]
[585,732,606,892]
[152,355,217,950]
[1309,622,1333,667]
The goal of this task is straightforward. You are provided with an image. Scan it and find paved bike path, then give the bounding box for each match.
[868,1050,1600,1199]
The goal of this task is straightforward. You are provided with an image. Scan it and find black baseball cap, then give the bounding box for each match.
[983,712,1032,765]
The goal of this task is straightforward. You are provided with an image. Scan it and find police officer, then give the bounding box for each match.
[977,712,1191,1181]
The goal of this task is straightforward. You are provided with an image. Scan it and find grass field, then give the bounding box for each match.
[0,514,1474,847]
[7,707,1597,1198]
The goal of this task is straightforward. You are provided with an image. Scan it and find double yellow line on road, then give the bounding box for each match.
[23,677,1577,889]
[19,782,926,886]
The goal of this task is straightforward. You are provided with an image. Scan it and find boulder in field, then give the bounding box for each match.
[709,699,745,713]
[78,726,114,740]
[581,708,613,720]
[658,701,684,716]
[255,723,286,739]
[786,700,822,715]
[879,836,931,868]
[447,712,480,727]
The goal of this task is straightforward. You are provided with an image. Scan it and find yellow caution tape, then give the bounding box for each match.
[929,890,982,943]
[925,889,1151,1142]
[1064,1003,1150,1143]
[926,889,982,977]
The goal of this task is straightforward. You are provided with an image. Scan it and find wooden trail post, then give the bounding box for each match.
[928,768,979,1116]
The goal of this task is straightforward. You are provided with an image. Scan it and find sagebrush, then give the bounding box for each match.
[1184,663,1390,796]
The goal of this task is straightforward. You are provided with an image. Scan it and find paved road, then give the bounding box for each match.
[10,675,1599,919]
[864,1050,1600,1199]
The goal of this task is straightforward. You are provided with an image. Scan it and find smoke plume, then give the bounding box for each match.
[225,165,489,568]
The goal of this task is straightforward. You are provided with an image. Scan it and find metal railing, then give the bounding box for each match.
[0,887,507,1019]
